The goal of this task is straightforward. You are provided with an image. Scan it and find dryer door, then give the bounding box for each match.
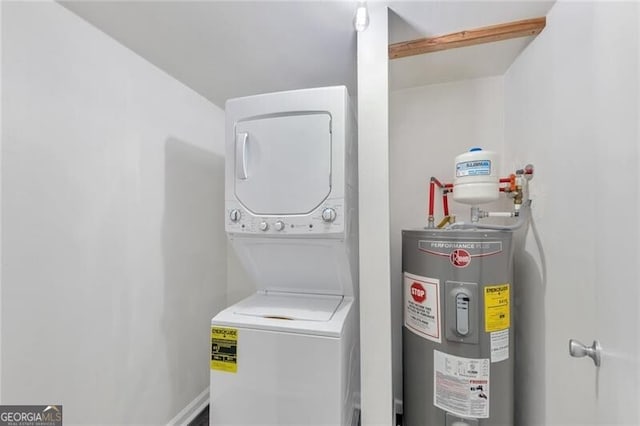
[234,113,331,215]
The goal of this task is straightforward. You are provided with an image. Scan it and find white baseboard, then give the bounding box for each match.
[168,387,209,426]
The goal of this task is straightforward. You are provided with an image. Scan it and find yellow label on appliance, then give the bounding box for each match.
[484,284,510,332]
[211,327,238,373]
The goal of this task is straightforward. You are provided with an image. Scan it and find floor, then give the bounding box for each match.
[190,406,401,426]
[188,406,208,426]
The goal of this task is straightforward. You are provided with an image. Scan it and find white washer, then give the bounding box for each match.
[210,292,358,426]
[210,86,359,426]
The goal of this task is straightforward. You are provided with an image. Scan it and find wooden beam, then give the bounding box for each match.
[389,17,546,60]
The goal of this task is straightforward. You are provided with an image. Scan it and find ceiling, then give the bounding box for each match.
[60,1,358,109]
[388,1,555,90]
[61,1,555,108]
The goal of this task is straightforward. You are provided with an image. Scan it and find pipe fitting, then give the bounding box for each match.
[447,200,532,231]
[470,207,488,223]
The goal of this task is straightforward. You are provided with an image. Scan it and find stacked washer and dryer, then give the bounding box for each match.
[210,87,359,426]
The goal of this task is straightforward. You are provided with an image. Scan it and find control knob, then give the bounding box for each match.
[259,221,269,231]
[274,221,285,231]
[322,208,337,223]
[229,209,241,222]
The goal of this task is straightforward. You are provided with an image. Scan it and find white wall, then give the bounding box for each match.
[357,4,394,425]
[505,1,638,424]
[0,0,3,405]
[226,244,255,305]
[1,2,227,424]
[390,76,506,224]
[389,76,506,407]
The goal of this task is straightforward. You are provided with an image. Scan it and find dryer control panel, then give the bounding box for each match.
[226,199,345,235]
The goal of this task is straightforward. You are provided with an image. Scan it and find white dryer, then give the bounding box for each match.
[210,86,359,426]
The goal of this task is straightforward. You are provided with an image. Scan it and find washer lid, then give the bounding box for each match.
[232,292,343,322]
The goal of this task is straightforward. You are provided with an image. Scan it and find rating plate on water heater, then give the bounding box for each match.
[433,350,490,419]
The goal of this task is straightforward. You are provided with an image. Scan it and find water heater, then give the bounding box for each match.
[402,229,514,426]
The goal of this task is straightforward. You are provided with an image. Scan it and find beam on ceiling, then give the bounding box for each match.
[389,17,546,60]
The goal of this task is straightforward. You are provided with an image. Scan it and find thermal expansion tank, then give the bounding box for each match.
[453,148,500,205]
[402,229,514,426]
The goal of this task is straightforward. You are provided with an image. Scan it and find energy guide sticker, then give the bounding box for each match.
[404,272,441,343]
[211,327,238,373]
[484,284,510,332]
[434,350,490,419]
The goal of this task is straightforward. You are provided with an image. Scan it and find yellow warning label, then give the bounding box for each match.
[211,327,238,373]
[484,284,510,332]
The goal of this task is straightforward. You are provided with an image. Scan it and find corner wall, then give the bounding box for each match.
[1,2,227,423]
[357,4,394,424]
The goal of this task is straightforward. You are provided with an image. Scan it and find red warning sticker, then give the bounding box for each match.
[404,272,441,343]
[410,282,426,303]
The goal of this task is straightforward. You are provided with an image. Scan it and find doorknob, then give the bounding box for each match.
[569,339,601,367]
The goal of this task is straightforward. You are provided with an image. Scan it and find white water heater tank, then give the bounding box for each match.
[453,148,500,205]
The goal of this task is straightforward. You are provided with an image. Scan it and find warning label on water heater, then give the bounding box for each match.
[490,329,509,363]
[434,350,490,418]
[404,272,441,343]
